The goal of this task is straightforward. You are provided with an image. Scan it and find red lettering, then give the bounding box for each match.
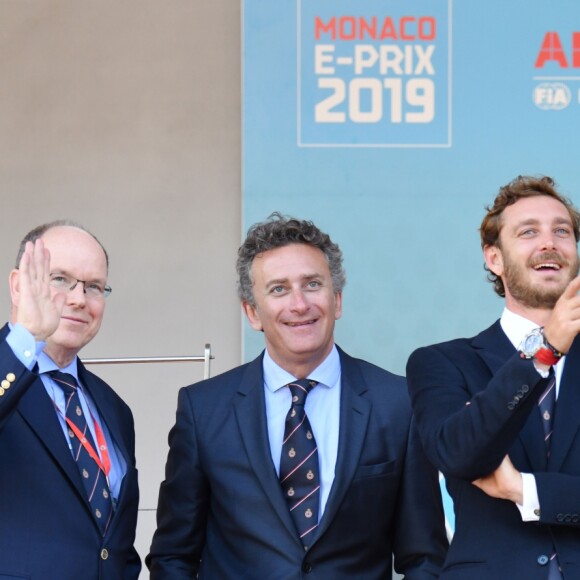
[380,17,397,40]
[314,15,437,41]
[574,32,580,68]
[419,17,436,41]
[359,17,376,40]
[400,17,415,40]
[339,16,356,40]
[315,16,336,40]
[535,32,568,68]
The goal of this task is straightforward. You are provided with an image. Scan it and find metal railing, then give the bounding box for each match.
[82,343,213,379]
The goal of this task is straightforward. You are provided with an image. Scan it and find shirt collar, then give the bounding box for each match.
[37,350,79,380]
[263,345,341,393]
[500,307,542,350]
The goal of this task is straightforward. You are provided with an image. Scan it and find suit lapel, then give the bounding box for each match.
[312,349,370,543]
[473,321,547,471]
[18,376,88,502]
[5,325,128,534]
[233,355,299,542]
[472,320,515,375]
[549,338,580,471]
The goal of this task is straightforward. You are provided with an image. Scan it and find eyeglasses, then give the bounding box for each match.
[49,273,112,299]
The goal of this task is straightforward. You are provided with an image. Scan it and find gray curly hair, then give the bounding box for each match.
[237,212,346,305]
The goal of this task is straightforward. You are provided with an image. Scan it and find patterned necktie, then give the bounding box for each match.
[538,376,556,457]
[538,376,562,579]
[50,371,113,535]
[279,378,320,549]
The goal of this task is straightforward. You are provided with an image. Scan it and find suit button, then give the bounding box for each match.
[557,513,564,522]
[101,548,109,560]
[508,402,515,410]
[522,384,529,392]
[537,555,549,566]
[302,562,312,573]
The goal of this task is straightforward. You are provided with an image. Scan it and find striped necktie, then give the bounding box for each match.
[538,375,562,579]
[538,376,556,456]
[50,371,113,535]
[279,378,320,549]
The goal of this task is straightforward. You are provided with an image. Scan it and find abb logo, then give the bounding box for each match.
[535,32,580,68]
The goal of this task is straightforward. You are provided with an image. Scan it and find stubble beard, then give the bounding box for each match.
[503,251,580,309]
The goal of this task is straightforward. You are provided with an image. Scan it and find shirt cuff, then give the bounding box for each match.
[532,359,551,378]
[6,323,45,370]
[516,472,540,521]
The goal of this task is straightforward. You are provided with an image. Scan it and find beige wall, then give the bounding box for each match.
[0,1,241,574]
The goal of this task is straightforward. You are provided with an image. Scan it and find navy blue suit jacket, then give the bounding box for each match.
[0,324,140,580]
[407,321,580,579]
[147,347,447,579]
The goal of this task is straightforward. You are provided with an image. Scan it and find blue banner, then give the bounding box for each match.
[243,0,580,536]
[298,0,451,146]
[243,0,580,374]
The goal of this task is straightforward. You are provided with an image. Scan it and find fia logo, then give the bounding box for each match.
[533,82,571,110]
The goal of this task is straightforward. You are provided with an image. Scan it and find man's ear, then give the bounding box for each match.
[8,269,20,307]
[483,245,504,277]
[334,291,343,321]
[242,301,263,331]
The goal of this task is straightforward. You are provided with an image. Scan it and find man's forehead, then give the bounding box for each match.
[41,224,87,239]
[250,245,330,289]
[41,226,108,269]
[500,196,572,228]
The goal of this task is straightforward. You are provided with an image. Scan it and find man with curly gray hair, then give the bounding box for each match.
[236,212,346,305]
[148,213,448,579]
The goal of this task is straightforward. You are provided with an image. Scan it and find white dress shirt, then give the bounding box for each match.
[500,308,564,521]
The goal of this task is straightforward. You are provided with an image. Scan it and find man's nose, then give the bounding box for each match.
[289,289,309,312]
[539,232,557,250]
[66,281,87,305]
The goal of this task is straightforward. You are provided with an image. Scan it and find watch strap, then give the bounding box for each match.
[541,330,564,359]
[534,347,560,367]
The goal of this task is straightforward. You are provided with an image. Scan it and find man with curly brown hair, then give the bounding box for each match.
[408,176,580,579]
